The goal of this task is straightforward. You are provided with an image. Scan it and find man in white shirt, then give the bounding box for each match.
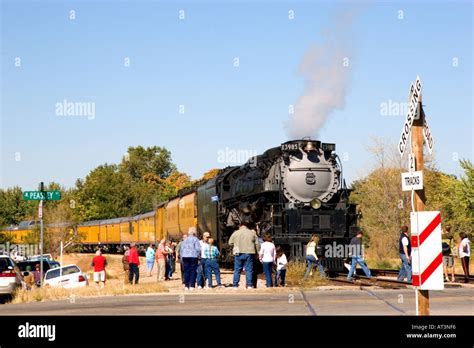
[459,232,470,283]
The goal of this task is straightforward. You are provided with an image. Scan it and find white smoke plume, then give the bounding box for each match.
[287,11,355,139]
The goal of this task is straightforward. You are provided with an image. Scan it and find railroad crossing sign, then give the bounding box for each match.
[410,211,444,290]
[423,116,434,154]
[23,191,61,201]
[398,76,422,157]
[401,170,424,191]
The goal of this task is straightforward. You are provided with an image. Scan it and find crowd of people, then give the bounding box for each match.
[113,221,470,288]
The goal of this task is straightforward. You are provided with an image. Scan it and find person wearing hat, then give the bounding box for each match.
[347,230,371,281]
[196,231,211,289]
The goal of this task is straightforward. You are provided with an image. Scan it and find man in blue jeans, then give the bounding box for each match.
[397,225,412,282]
[347,230,371,281]
[179,227,202,290]
[229,216,260,289]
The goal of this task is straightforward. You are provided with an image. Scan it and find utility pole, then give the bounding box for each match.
[411,96,429,315]
[39,181,44,287]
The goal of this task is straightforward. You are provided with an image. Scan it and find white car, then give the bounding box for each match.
[44,264,89,289]
[0,255,22,299]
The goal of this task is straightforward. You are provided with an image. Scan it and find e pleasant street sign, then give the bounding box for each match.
[23,191,61,201]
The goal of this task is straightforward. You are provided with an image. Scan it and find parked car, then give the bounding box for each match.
[29,254,53,262]
[44,264,89,289]
[17,260,54,277]
[0,255,22,300]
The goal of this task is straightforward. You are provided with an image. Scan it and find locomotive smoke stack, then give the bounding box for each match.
[286,10,354,139]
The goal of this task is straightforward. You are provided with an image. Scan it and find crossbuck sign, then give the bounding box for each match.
[398,77,422,157]
[397,76,435,158]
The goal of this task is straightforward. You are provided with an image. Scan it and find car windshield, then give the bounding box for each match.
[45,265,80,280]
[0,258,14,272]
[17,261,50,272]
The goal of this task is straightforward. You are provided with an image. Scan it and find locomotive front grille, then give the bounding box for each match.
[301,215,313,229]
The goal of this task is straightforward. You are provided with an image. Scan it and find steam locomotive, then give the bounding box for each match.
[198,139,359,271]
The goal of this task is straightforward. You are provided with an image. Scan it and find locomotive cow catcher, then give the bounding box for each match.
[207,139,359,271]
[2,139,359,272]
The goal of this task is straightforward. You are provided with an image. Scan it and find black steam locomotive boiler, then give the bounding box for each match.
[196,139,359,271]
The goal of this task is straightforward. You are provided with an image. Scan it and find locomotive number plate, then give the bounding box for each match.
[281,143,299,151]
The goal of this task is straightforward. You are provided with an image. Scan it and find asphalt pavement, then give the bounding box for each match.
[0,287,472,316]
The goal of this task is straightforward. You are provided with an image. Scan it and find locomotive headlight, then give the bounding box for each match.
[310,198,321,210]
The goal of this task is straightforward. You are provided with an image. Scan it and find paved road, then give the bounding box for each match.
[0,287,472,315]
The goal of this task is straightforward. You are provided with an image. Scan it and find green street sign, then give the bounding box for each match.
[23,191,61,201]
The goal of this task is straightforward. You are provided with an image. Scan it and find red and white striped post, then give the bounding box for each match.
[411,212,444,290]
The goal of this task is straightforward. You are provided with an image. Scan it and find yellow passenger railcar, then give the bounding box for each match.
[78,220,101,244]
[155,203,165,243]
[137,211,156,244]
[177,192,197,238]
[102,218,122,244]
[119,217,135,243]
[9,221,37,243]
[163,198,180,240]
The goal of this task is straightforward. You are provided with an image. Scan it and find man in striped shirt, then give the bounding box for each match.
[203,237,222,288]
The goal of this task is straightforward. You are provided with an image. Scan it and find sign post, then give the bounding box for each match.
[39,182,44,287]
[23,184,62,286]
[411,93,430,315]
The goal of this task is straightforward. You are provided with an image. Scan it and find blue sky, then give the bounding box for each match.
[1,0,472,190]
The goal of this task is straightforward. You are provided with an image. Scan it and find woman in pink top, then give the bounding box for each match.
[259,233,276,287]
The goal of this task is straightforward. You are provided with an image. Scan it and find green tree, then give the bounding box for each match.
[0,187,35,227]
[120,146,176,181]
[350,138,473,261]
[73,164,134,221]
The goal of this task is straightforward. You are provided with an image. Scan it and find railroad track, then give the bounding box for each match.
[329,273,410,289]
[370,269,474,282]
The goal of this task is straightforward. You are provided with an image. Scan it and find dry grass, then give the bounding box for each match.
[10,282,168,304]
[9,252,166,304]
[60,253,130,280]
[285,261,329,288]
